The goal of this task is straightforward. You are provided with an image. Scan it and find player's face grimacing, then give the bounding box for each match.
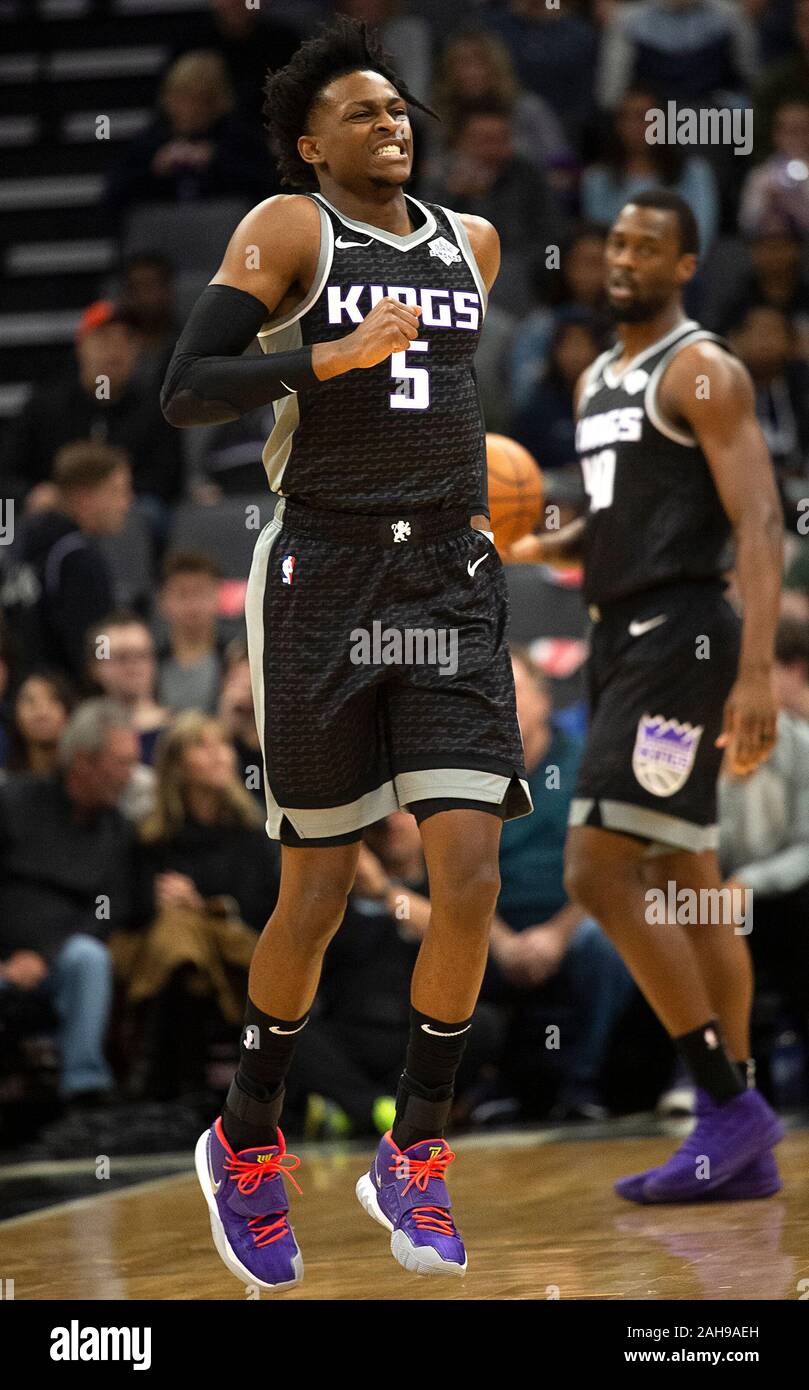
[604,206,696,323]
[298,69,413,193]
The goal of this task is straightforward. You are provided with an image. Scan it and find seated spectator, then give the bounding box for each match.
[511,221,609,412]
[105,50,276,215]
[5,671,76,777]
[427,28,571,182]
[711,229,809,358]
[482,0,598,141]
[740,97,809,237]
[286,811,503,1137]
[117,253,181,389]
[157,552,226,714]
[218,643,265,806]
[169,0,301,122]
[726,304,809,523]
[512,309,607,470]
[419,99,566,315]
[0,301,184,515]
[0,612,13,770]
[0,700,140,1107]
[85,613,171,766]
[581,85,719,256]
[0,442,131,684]
[753,0,809,157]
[772,617,809,725]
[116,711,280,1099]
[597,0,757,111]
[483,649,635,1119]
[719,706,809,1086]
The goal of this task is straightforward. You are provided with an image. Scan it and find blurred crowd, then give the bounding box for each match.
[1,0,809,1152]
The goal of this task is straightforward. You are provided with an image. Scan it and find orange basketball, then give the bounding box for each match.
[485,433,543,555]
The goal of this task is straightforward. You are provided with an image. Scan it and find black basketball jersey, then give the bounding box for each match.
[257,192,487,513]
[575,320,733,607]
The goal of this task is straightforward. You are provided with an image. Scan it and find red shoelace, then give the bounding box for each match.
[390,1146,457,1237]
[223,1150,303,1248]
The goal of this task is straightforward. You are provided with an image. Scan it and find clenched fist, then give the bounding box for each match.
[313,298,422,379]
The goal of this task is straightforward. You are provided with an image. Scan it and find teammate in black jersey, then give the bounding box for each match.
[514,191,785,1203]
[162,19,530,1287]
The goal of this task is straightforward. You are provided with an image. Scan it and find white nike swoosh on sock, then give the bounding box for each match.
[420,1023,472,1036]
[268,1021,309,1035]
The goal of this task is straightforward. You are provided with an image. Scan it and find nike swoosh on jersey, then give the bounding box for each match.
[628,614,668,637]
[335,235,373,248]
[207,1137,222,1195]
[467,554,489,577]
[268,1021,309,1035]
[420,1023,472,1037]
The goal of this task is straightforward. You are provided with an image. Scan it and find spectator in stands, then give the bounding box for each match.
[0,442,130,684]
[427,29,571,181]
[483,649,635,1120]
[157,552,225,714]
[170,0,302,122]
[85,613,171,766]
[0,301,184,514]
[512,309,606,471]
[419,99,566,315]
[597,0,758,111]
[719,705,809,1066]
[711,229,809,360]
[118,253,181,388]
[772,616,809,725]
[5,671,75,777]
[104,51,276,215]
[286,811,503,1137]
[0,700,140,1105]
[740,97,809,237]
[218,645,264,806]
[753,0,809,157]
[119,711,280,1098]
[581,85,720,256]
[511,222,609,412]
[0,614,12,771]
[482,0,598,141]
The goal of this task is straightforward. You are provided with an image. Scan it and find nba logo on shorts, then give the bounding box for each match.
[281,554,296,585]
[632,713,703,797]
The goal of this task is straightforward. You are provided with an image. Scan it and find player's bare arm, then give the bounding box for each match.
[161,193,422,426]
[662,340,783,776]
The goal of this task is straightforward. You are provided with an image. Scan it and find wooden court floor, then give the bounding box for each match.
[2,1128,808,1300]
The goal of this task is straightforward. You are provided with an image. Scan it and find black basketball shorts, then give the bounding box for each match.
[244,498,532,844]
[569,579,741,854]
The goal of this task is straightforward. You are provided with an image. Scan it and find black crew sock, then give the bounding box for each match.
[221,998,308,1152]
[675,1019,745,1104]
[390,1009,472,1150]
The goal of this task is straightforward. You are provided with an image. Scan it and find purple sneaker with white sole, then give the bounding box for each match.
[195,1117,304,1291]
[641,1088,783,1203]
[356,1132,467,1276]
[616,1087,783,1204]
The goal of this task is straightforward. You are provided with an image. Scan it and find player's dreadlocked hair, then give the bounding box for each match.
[262,16,437,189]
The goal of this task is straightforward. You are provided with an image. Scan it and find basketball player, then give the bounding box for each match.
[160,19,531,1287]
[513,191,785,1203]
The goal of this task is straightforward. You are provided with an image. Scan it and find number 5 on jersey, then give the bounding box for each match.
[390,339,429,410]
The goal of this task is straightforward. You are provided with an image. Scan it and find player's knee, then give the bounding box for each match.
[282,881,351,943]
[563,853,601,914]
[433,857,501,922]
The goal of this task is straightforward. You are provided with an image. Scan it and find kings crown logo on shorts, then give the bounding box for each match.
[632,713,703,797]
[427,235,461,266]
[281,554,296,585]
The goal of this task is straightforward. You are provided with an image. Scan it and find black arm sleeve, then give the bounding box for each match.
[160,284,320,428]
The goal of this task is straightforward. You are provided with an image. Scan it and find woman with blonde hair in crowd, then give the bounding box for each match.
[114,711,280,1100]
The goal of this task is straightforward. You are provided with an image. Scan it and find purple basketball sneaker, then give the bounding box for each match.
[641,1089,783,1202]
[616,1088,783,1204]
[356,1132,467,1276]
[195,1117,304,1291]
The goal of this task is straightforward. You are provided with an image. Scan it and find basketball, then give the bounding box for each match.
[485,433,543,555]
